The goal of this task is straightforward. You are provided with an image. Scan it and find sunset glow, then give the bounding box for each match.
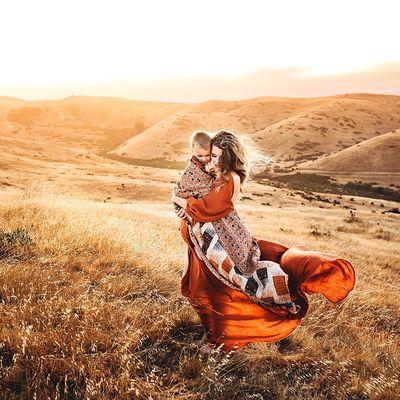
[1,0,400,100]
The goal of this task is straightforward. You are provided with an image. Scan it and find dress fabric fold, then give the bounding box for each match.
[181,174,356,350]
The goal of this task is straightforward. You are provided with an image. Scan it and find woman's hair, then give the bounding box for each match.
[210,130,271,187]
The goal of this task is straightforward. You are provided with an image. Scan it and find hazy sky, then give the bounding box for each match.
[1,0,400,101]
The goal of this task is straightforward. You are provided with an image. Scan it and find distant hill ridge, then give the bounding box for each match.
[299,129,400,172]
[108,93,400,167]
[0,93,399,173]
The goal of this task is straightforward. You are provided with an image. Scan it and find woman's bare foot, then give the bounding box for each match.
[199,343,213,354]
[194,332,207,346]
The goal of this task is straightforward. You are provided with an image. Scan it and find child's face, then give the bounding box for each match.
[192,144,211,164]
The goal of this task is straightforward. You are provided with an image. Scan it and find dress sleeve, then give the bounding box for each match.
[185,175,234,222]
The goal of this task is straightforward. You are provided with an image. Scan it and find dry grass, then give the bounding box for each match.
[0,191,399,399]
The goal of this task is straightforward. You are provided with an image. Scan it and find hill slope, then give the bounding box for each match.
[0,95,187,153]
[2,93,400,178]
[109,93,400,164]
[299,129,400,172]
[0,191,399,399]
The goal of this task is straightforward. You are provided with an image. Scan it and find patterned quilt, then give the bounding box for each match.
[189,221,300,313]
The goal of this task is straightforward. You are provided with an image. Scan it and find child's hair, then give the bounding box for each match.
[211,130,271,187]
[189,131,211,149]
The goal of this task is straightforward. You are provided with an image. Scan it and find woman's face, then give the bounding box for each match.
[211,145,223,171]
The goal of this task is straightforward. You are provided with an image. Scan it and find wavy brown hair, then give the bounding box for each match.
[210,131,249,186]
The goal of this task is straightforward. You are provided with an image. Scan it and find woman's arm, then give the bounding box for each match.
[183,175,235,222]
[231,172,241,204]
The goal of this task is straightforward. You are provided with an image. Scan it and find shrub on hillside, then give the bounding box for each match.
[0,227,34,259]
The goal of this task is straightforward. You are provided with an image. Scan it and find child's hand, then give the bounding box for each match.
[176,208,186,219]
[171,194,188,209]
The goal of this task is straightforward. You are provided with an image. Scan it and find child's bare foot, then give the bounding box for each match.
[288,304,301,314]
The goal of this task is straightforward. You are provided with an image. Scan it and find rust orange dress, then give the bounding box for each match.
[181,173,355,350]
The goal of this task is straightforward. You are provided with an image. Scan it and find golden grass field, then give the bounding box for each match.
[1,174,399,399]
[0,93,399,399]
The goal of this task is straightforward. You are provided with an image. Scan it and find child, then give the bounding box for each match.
[172,131,214,219]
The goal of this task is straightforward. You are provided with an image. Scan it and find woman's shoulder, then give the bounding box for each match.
[227,172,241,202]
[214,172,240,191]
[229,171,241,185]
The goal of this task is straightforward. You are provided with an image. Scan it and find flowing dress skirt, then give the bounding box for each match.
[180,219,355,350]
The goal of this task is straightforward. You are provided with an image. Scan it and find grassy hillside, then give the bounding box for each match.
[299,129,400,172]
[0,96,187,154]
[0,92,399,398]
[2,93,400,184]
[110,94,400,165]
[0,191,399,399]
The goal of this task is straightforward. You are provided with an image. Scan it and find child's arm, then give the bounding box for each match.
[172,194,187,209]
[171,159,214,217]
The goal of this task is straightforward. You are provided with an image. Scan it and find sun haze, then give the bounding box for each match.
[1,0,400,100]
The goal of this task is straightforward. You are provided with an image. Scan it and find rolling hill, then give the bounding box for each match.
[0,95,187,154]
[109,93,400,165]
[1,93,399,181]
[298,129,400,172]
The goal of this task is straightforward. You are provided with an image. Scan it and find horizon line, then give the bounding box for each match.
[1,91,399,104]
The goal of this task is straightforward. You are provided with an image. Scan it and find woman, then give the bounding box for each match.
[172,131,355,352]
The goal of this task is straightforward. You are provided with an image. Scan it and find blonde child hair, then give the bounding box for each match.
[189,131,211,150]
